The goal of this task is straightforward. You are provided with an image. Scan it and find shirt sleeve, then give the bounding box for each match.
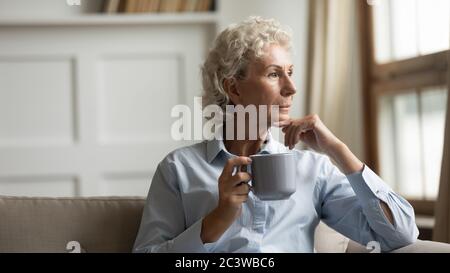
[316,157,419,252]
[133,160,209,253]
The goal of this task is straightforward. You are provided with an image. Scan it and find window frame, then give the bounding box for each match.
[358,1,449,216]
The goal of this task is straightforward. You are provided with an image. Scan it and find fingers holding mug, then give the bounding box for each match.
[234,182,251,196]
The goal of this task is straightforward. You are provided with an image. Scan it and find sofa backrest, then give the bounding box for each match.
[0,196,351,253]
[0,196,146,253]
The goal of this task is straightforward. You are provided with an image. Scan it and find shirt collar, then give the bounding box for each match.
[206,130,277,163]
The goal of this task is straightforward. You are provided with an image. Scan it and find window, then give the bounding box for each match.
[373,0,450,63]
[378,87,447,200]
[360,0,449,216]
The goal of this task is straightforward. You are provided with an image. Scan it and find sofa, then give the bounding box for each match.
[1,196,450,253]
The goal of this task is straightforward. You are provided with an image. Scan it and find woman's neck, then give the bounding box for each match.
[224,139,265,157]
[222,124,269,156]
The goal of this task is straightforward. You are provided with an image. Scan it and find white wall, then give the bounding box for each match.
[0,0,215,197]
[0,0,311,197]
[0,0,310,120]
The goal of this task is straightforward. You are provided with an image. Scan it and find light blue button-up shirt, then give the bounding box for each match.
[133,133,419,253]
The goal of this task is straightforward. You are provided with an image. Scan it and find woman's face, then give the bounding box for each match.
[228,44,297,125]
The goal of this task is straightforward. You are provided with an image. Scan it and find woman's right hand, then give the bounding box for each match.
[201,156,252,243]
[217,156,252,221]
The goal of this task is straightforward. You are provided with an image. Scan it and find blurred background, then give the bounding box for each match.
[0,0,449,241]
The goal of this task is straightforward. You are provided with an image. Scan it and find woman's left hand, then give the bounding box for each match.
[281,114,342,154]
[281,114,364,174]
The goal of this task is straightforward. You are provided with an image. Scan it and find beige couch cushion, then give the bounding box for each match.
[346,239,450,253]
[0,196,352,253]
[314,221,349,253]
[0,196,145,253]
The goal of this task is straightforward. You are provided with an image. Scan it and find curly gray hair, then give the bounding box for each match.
[201,16,293,110]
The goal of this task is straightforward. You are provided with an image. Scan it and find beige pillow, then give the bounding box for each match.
[314,221,350,253]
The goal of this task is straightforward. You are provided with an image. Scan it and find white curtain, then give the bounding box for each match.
[306,0,365,160]
[433,51,450,243]
[307,0,367,249]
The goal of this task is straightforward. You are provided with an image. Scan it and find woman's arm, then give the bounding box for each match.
[133,161,208,253]
[315,157,418,252]
[201,156,252,243]
[327,141,394,224]
[282,114,407,233]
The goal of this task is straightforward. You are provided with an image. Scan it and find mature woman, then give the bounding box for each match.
[133,17,418,253]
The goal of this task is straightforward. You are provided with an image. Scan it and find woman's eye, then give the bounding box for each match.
[288,71,293,77]
[268,72,279,78]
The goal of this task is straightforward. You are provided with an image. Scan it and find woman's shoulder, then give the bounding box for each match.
[159,141,208,166]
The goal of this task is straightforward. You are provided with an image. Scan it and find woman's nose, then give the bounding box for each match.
[281,75,297,97]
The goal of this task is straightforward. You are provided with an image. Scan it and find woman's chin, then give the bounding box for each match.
[269,114,291,127]
[278,114,291,122]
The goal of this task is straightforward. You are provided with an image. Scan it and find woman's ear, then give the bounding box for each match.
[223,78,241,105]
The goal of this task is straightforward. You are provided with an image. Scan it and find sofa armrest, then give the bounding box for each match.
[346,239,450,253]
[390,240,450,253]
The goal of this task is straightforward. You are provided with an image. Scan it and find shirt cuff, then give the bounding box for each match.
[346,165,392,206]
[171,218,209,253]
